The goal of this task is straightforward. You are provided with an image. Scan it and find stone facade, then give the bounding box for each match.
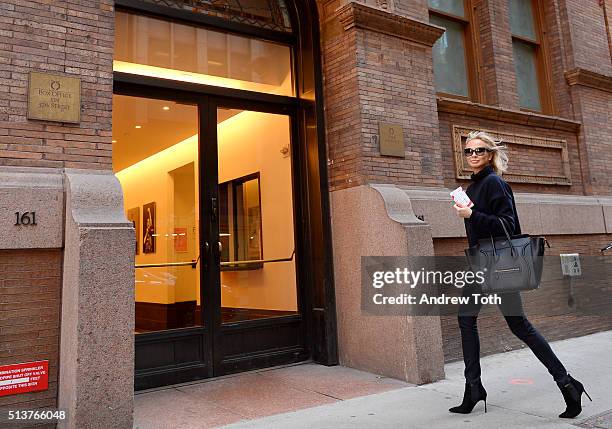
[0,1,114,170]
[319,0,612,370]
[0,0,611,427]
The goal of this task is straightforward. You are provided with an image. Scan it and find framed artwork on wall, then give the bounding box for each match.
[143,202,156,254]
[127,207,140,255]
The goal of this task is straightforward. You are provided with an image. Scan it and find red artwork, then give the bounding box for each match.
[174,227,188,252]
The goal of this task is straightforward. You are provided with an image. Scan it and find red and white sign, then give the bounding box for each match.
[0,360,49,397]
[174,227,188,252]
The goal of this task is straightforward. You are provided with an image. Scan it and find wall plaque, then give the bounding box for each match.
[27,71,81,123]
[379,122,405,157]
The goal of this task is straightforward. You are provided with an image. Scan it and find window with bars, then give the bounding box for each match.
[428,0,479,100]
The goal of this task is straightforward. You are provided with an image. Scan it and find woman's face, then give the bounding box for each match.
[465,138,493,172]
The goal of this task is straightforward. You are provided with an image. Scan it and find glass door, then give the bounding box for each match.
[113,2,316,389]
[113,93,213,389]
[113,94,309,388]
[206,102,308,375]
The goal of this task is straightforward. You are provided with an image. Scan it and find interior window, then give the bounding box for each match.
[114,11,294,96]
[219,174,263,270]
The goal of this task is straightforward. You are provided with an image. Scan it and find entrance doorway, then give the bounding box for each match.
[113,93,308,389]
[112,0,336,390]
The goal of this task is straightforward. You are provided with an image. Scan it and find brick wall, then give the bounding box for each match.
[543,0,574,118]
[561,0,612,76]
[569,85,612,195]
[392,0,428,21]
[473,0,520,109]
[433,0,612,198]
[356,30,444,188]
[0,0,114,170]
[320,23,363,191]
[321,7,444,191]
[434,234,612,362]
[437,112,586,195]
[432,0,612,201]
[320,0,611,197]
[0,249,61,427]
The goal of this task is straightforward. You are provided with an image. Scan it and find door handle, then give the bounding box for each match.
[211,197,217,221]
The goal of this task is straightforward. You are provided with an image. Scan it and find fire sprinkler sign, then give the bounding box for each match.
[0,360,49,397]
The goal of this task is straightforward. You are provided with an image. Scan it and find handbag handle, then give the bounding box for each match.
[489,217,517,258]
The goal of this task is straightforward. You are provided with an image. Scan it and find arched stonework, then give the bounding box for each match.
[138,0,293,31]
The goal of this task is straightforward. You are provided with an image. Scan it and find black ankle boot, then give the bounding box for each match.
[557,374,592,418]
[449,379,487,414]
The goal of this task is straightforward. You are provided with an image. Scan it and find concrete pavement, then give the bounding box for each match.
[220,331,612,429]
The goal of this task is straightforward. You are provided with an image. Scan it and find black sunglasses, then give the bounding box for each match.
[464,147,491,157]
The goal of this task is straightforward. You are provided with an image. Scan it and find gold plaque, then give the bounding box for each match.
[28,72,81,123]
[379,122,405,157]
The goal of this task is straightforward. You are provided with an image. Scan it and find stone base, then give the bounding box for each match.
[330,184,445,384]
[58,169,135,429]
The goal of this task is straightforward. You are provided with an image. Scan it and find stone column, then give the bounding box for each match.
[320,2,446,383]
[58,169,135,429]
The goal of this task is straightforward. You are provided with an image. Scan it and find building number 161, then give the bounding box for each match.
[15,211,37,226]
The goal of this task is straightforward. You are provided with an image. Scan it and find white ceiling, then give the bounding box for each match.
[112,95,240,172]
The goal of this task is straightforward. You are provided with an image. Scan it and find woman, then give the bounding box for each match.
[450,131,591,418]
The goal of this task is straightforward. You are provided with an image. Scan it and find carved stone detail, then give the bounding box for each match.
[438,97,581,133]
[565,68,612,93]
[452,125,572,186]
[335,2,444,46]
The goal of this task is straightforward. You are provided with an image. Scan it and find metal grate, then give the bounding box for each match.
[140,0,292,32]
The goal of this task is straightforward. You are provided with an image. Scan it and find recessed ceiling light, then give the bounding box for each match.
[162,106,170,111]
[135,125,142,129]
[112,139,117,143]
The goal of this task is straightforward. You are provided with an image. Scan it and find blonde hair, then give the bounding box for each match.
[465,131,509,175]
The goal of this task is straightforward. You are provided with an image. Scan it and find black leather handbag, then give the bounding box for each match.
[464,217,548,293]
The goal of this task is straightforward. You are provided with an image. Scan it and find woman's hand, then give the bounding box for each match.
[453,203,473,219]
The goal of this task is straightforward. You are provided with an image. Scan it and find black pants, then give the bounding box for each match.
[457,287,569,385]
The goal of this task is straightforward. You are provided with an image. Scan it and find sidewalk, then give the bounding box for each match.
[134,331,612,429]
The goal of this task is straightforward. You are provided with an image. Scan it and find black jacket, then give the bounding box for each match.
[464,164,522,247]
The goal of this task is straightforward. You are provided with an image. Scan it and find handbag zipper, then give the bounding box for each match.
[494,267,521,273]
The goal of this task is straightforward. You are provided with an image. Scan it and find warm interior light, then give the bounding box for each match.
[112,140,117,143]
[116,111,250,176]
[162,106,170,111]
[113,60,292,96]
[135,125,142,129]
[116,134,197,177]
[117,110,297,311]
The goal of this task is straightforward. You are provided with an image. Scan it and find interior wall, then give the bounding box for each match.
[171,163,199,304]
[116,136,200,306]
[115,110,297,311]
[218,111,298,311]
